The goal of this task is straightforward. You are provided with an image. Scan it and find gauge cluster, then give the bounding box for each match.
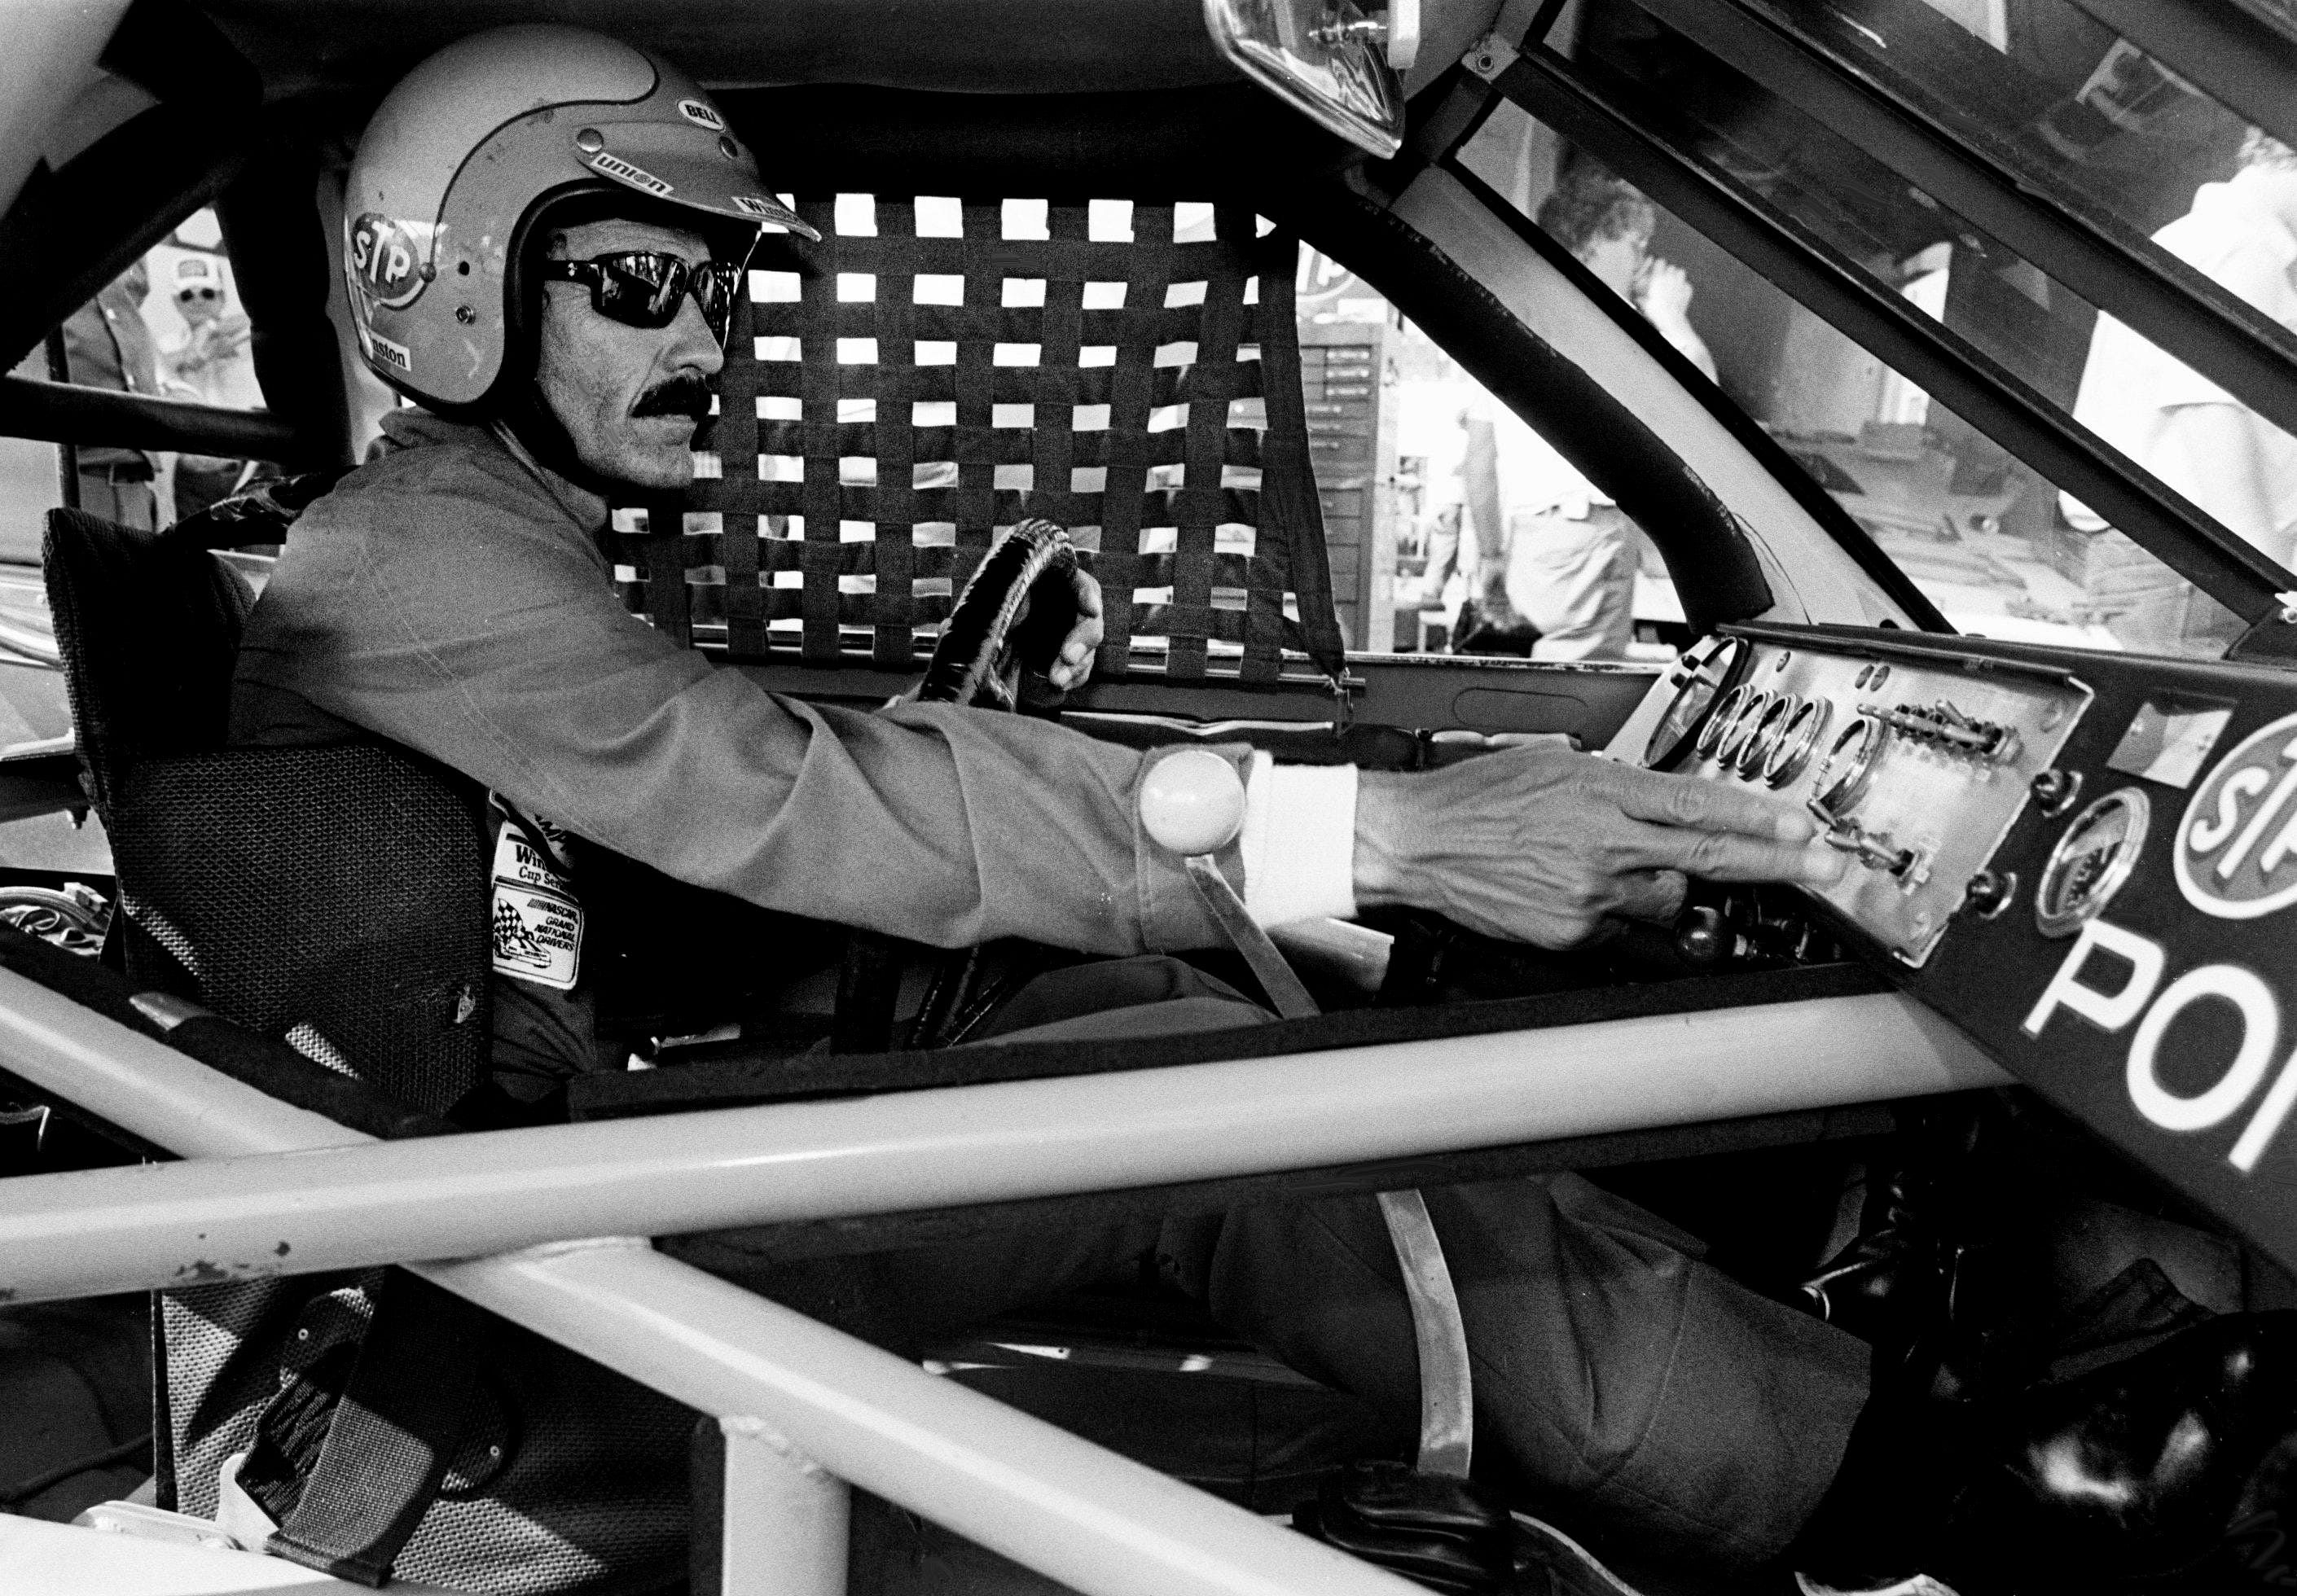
[1617,630,2093,966]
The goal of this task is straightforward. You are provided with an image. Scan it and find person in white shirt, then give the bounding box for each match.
[2064,128,2297,651]
[163,253,262,516]
[1459,170,1715,660]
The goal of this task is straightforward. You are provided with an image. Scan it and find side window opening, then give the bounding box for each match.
[33,206,275,548]
[1295,253,1688,663]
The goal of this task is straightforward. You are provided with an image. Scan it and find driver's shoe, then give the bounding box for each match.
[1935,1310,2297,1593]
[1798,1311,2297,1595]
[1293,1461,1515,1594]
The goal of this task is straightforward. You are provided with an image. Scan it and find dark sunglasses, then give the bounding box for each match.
[178,287,219,301]
[540,251,742,343]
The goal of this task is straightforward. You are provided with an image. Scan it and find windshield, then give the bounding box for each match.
[1457,0,2297,657]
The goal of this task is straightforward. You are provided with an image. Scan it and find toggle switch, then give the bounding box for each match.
[1807,796,1917,877]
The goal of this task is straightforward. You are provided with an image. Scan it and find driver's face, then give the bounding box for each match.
[536,217,725,491]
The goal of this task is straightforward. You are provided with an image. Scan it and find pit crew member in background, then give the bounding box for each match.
[213,27,2295,1596]
[58,259,166,529]
[2065,127,2297,652]
[1457,168,1712,660]
[163,252,260,517]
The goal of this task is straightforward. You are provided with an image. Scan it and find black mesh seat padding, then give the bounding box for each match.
[613,195,1347,683]
[108,748,488,1115]
[41,508,487,1115]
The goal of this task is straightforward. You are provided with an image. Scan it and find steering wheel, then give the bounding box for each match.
[834,519,1083,1052]
[916,517,1081,710]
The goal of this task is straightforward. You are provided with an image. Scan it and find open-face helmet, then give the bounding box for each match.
[341,24,818,410]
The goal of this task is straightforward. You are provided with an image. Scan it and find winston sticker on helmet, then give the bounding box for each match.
[347,213,428,309]
[732,195,784,217]
[2175,711,2297,919]
[678,98,724,130]
[587,151,673,196]
[368,330,412,373]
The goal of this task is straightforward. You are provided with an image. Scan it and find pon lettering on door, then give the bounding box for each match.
[2024,919,2297,1173]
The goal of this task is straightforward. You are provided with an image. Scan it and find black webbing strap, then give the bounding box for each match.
[569,962,1888,1119]
[612,193,1346,682]
[257,1272,484,1587]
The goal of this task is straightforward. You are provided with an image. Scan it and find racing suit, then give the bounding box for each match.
[225,410,1867,1585]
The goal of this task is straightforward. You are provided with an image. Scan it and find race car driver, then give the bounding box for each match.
[213,24,2297,1596]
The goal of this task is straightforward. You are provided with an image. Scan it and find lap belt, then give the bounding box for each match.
[1142,749,1475,1478]
[240,1269,484,1586]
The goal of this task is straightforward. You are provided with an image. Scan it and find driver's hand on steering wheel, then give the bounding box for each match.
[1352,743,1846,949]
[1046,565,1105,691]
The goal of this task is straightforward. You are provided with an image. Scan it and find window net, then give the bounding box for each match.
[611,195,1348,683]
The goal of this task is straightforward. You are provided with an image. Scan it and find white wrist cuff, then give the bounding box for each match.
[1240,751,1359,927]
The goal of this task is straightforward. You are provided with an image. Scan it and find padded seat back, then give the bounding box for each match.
[41,507,488,1116]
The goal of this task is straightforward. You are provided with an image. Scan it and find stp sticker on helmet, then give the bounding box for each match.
[586,150,674,196]
[677,98,724,130]
[349,213,430,309]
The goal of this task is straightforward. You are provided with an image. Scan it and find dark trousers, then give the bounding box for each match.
[76,470,157,532]
[681,958,1872,1572]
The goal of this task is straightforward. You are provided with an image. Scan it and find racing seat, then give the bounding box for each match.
[39,507,490,1108]
[41,506,502,1580]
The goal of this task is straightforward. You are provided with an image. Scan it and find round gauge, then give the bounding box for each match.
[2036,787,2150,938]
[1813,714,1886,813]
[1643,637,1748,769]
[1763,697,1832,789]
[1697,685,1753,762]
[1736,693,1798,778]
[1715,691,1775,770]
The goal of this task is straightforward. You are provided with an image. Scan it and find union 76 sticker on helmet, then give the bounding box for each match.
[2175,711,2297,919]
[587,150,674,196]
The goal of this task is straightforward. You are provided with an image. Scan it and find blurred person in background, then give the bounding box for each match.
[2064,127,2297,651]
[58,259,166,530]
[1456,168,1713,660]
[163,252,260,516]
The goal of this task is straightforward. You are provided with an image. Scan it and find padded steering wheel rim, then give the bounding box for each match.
[917,517,1079,709]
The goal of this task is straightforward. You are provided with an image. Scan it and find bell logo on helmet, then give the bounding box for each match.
[677,98,724,130]
[348,213,429,310]
[586,150,674,196]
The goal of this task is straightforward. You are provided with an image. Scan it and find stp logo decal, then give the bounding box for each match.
[347,213,428,309]
[678,98,724,129]
[2176,712,2297,919]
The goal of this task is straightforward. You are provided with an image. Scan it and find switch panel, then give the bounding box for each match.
[1621,631,2093,967]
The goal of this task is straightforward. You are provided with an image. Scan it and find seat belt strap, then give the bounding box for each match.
[262,1269,484,1587]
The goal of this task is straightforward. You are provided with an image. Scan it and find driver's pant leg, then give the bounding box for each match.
[1193,1173,1870,1572]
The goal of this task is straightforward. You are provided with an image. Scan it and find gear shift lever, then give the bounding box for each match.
[1140,750,1473,1479]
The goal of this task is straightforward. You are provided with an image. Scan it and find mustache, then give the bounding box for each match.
[630,372,716,421]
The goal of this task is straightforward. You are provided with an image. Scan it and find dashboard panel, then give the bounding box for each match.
[1636,632,2092,967]
[1607,623,2297,1276]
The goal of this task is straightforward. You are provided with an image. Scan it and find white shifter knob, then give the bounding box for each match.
[1140,748,1246,857]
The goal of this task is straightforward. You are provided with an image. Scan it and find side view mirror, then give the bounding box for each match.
[1201,0,1413,159]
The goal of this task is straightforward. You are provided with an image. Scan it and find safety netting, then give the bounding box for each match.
[610,195,1347,683]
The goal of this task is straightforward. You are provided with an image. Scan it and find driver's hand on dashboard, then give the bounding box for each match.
[1047,565,1105,691]
[1351,743,1846,949]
